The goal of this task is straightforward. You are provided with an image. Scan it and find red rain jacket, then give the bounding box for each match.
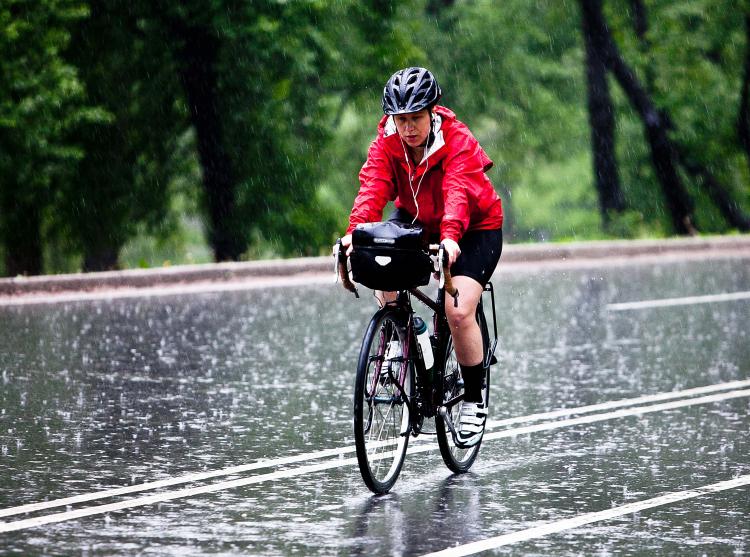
[347,105,503,242]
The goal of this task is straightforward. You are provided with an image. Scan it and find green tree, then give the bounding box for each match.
[310,2,424,240]
[416,0,749,239]
[607,0,750,233]
[151,0,417,261]
[581,0,626,223]
[739,11,750,170]
[59,0,186,271]
[0,0,103,276]
[417,1,594,241]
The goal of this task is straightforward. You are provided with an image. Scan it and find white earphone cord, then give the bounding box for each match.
[399,136,428,225]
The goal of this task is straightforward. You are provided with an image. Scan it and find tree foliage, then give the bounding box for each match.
[607,0,750,233]
[1,0,748,276]
[61,1,185,271]
[0,0,104,275]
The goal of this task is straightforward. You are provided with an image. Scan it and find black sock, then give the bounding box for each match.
[460,363,485,403]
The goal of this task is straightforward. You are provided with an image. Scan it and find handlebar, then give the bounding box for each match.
[334,239,459,306]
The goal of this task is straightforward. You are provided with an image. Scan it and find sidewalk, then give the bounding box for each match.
[1,235,749,299]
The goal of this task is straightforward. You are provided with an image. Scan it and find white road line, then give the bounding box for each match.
[0,456,358,534]
[606,290,750,311]
[420,475,750,557]
[480,388,750,444]
[1,387,748,532]
[1,379,748,521]
[0,444,353,520]
[486,378,750,429]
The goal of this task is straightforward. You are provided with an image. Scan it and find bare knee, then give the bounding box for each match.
[445,275,484,332]
[446,302,475,331]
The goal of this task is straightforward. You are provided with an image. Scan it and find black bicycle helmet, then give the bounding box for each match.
[382,67,442,115]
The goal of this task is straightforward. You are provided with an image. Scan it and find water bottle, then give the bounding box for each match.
[413,316,434,370]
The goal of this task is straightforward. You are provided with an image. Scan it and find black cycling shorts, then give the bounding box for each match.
[387,208,502,287]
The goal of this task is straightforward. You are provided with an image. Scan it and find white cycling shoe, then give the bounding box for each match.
[456,401,488,447]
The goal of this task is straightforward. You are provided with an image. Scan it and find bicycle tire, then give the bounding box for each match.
[353,307,414,494]
[436,303,491,473]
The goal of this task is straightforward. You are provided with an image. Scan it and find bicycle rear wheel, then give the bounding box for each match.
[436,304,491,473]
[353,308,413,494]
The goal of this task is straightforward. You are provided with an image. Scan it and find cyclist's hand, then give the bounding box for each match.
[341,234,353,256]
[441,238,461,266]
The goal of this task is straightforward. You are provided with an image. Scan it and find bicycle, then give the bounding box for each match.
[335,240,498,494]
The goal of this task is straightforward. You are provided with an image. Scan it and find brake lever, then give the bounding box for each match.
[438,245,459,307]
[333,241,341,281]
[334,239,359,298]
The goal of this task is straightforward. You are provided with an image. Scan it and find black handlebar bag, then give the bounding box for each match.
[350,221,433,291]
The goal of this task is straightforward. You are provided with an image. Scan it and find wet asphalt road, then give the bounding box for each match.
[0,255,748,556]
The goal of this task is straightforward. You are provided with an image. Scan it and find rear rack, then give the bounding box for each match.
[484,282,499,367]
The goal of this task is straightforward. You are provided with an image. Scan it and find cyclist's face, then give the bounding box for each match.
[394,110,431,149]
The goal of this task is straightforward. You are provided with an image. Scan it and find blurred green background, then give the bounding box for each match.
[1,0,748,276]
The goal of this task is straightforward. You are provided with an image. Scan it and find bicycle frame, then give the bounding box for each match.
[340,239,500,492]
[337,239,498,440]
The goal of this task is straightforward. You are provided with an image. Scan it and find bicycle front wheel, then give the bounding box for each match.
[436,305,491,473]
[353,308,413,494]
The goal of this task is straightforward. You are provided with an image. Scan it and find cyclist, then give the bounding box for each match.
[340,67,503,446]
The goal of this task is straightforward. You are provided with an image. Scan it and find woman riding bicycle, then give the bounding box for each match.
[340,66,503,446]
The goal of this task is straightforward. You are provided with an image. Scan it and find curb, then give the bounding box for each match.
[1,235,748,296]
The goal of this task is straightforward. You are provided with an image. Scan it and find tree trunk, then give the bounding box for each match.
[580,0,625,221]
[628,0,749,231]
[580,0,697,235]
[739,14,750,170]
[426,0,455,16]
[2,197,43,276]
[170,21,243,262]
[83,247,120,272]
[628,0,656,91]
[628,0,648,40]
[675,146,750,231]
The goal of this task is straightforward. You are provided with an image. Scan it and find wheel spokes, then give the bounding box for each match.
[355,312,412,491]
[363,326,407,480]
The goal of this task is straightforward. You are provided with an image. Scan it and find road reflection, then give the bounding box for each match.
[348,473,484,555]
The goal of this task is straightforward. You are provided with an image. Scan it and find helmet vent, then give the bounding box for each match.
[382,67,442,115]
